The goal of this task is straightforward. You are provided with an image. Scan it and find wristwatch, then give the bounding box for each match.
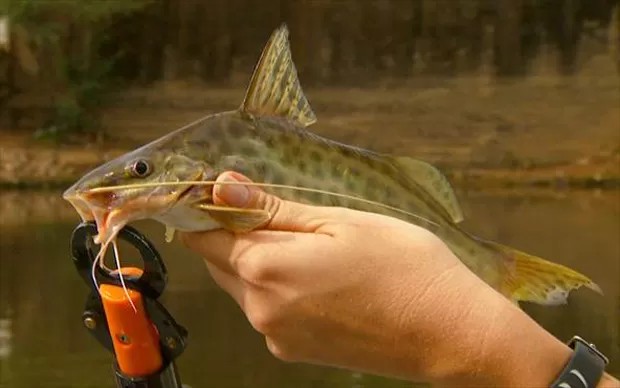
[551,336,609,388]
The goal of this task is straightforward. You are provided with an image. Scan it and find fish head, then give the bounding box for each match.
[63,141,211,243]
[64,23,320,242]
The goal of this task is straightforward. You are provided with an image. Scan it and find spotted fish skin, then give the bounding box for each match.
[64,25,601,306]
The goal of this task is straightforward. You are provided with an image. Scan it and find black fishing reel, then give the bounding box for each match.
[71,222,167,298]
[70,221,188,388]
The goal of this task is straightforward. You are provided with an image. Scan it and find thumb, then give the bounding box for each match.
[212,171,333,233]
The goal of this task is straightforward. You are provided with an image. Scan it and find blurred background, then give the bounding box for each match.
[0,1,619,387]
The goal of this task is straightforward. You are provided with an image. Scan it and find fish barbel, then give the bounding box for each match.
[63,25,601,306]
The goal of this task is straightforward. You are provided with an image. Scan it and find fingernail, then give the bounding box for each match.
[215,174,250,207]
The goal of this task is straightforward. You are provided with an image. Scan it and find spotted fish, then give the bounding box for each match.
[63,25,601,306]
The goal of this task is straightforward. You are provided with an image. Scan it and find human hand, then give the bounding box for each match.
[180,171,610,386]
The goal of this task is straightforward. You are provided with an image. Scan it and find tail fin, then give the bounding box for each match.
[481,240,602,305]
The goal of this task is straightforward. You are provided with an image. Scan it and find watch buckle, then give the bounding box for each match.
[569,336,610,365]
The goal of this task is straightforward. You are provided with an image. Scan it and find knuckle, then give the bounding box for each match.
[264,193,282,217]
[265,338,296,362]
[235,253,271,284]
[247,306,278,335]
[253,191,282,226]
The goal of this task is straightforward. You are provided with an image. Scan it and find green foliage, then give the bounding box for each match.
[2,0,152,140]
[34,55,118,142]
[1,0,152,23]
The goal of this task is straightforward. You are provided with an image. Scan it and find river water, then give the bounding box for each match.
[0,189,618,387]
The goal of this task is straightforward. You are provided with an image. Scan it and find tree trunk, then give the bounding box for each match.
[287,0,325,85]
[328,2,363,84]
[559,0,582,75]
[139,2,165,83]
[390,0,416,77]
[494,0,524,76]
[162,0,179,81]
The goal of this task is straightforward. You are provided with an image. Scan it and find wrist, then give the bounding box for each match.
[425,281,572,387]
[435,291,620,388]
[479,308,573,387]
[410,274,515,385]
[598,373,620,388]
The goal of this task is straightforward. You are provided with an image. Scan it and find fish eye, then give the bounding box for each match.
[129,159,151,178]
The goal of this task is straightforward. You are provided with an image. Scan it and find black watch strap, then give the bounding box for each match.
[551,336,609,388]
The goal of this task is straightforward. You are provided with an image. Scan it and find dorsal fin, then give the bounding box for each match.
[240,24,317,127]
[393,156,464,223]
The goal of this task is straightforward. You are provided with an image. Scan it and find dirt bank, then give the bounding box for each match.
[1,78,619,189]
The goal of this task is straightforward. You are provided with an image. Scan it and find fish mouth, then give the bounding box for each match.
[63,190,96,223]
[64,191,124,244]
[63,168,205,244]
[64,191,120,243]
[74,192,173,243]
[64,183,197,243]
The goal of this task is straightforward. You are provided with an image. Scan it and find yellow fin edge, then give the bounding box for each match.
[486,241,603,305]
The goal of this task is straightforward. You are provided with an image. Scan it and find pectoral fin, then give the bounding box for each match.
[165,226,176,243]
[195,204,271,233]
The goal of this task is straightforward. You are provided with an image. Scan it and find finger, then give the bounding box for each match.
[205,261,246,308]
[212,171,254,206]
[231,230,335,285]
[180,230,238,275]
[265,336,296,362]
[213,171,342,233]
[182,227,330,284]
[181,228,298,279]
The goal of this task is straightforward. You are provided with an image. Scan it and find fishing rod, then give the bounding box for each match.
[70,222,188,388]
